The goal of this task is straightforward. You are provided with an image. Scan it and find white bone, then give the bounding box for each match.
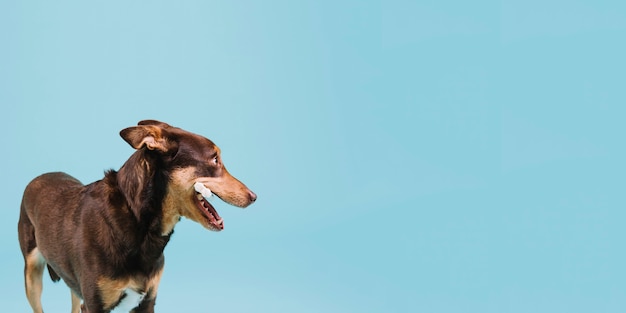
[194,182,213,199]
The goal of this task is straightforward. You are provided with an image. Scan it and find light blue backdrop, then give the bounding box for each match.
[1,1,625,312]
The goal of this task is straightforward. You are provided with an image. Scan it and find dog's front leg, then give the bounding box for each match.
[130,297,156,313]
[80,302,109,313]
[80,288,110,313]
[79,304,107,313]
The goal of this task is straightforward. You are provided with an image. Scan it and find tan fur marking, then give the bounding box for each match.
[25,248,45,313]
[98,277,131,310]
[71,290,81,313]
[97,269,163,310]
[145,267,164,299]
[160,167,193,235]
[160,205,180,236]
[163,167,213,232]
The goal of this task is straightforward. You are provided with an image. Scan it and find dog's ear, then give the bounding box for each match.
[137,120,172,128]
[120,125,170,152]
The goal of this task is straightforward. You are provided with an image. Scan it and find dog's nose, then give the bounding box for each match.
[248,190,257,202]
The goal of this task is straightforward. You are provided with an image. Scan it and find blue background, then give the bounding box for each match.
[1,1,625,312]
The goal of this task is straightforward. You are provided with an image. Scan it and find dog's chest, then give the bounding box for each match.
[98,268,163,312]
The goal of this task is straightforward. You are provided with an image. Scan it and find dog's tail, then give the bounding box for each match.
[47,264,61,282]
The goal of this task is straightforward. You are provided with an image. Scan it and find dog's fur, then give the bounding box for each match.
[18,120,256,313]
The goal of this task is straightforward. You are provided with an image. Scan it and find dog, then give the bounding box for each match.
[18,120,256,313]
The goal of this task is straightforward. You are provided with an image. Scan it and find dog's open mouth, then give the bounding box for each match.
[194,192,224,230]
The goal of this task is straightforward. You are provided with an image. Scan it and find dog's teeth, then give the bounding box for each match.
[196,194,203,200]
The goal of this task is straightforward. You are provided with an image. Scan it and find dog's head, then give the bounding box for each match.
[120,120,256,233]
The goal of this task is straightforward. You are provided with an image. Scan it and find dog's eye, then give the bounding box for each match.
[211,156,219,165]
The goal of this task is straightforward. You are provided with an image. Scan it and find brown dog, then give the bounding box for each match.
[18,120,256,313]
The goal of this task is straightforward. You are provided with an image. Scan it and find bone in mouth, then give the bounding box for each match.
[194,182,213,199]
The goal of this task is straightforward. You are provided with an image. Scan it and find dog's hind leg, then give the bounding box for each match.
[19,205,46,313]
[71,290,81,313]
[24,247,46,313]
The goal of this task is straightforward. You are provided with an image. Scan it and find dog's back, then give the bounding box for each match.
[21,172,82,223]
[19,172,84,257]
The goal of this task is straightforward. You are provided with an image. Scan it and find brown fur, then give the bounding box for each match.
[17,120,256,313]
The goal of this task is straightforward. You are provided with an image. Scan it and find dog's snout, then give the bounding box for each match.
[248,190,257,203]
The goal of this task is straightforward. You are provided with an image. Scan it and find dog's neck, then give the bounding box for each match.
[112,149,173,264]
[117,150,166,220]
